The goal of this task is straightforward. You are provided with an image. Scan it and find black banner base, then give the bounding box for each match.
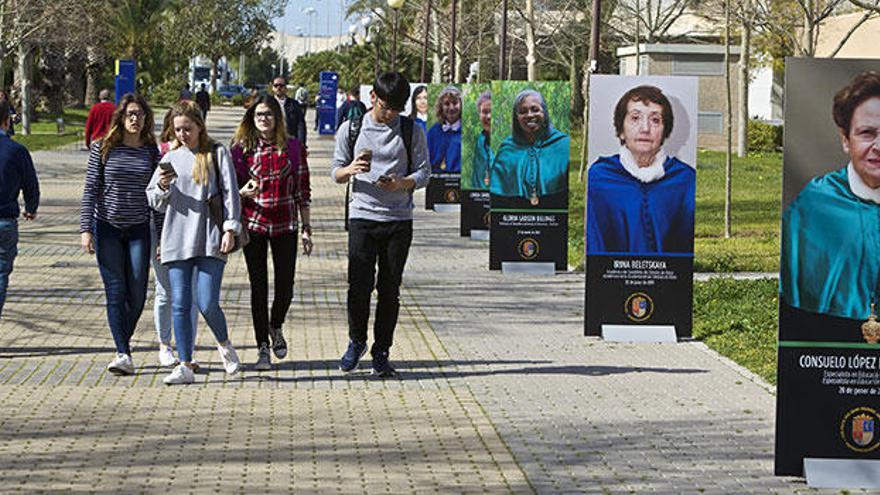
[775,302,880,477]
[461,190,490,237]
[584,254,693,339]
[489,211,568,271]
[425,174,461,210]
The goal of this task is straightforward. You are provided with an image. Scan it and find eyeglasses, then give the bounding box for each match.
[126,111,144,119]
[255,111,274,119]
[273,83,286,88]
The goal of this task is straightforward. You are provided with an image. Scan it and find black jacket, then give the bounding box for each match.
[281,97,307,146]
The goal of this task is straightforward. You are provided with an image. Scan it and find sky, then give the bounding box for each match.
[275,0,353,37]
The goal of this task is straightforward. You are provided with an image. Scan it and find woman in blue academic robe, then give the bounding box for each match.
[489,90,569,204]
[426,86,462,173]
[408,85,428,133]
[586,85,695,255]
[781,72,880,320]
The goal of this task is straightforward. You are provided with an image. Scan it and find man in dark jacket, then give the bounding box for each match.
[195,84,211,120]
[272,77,307,146]
[0,100,39,318]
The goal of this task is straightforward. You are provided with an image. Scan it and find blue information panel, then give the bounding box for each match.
[318,71,338,135]
[115,59,136,103]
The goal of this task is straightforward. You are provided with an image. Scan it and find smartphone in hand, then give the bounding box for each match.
[159,162,177,178]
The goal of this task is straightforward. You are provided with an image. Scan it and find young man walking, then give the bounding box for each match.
[330,72,429,376]
[0,100,40,318]
[272,77,307,147]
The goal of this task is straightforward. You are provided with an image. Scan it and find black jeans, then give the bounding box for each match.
[243,231,297,347]
[347,219,413,355]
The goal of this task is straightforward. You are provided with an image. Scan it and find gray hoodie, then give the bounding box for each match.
[146,144,242,264]
[330,113,429,222]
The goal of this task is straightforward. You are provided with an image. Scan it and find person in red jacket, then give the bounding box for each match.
[84,89,116,148]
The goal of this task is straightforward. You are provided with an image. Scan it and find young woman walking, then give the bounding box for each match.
[230,95,312,370]
[80,93,158,375]
[146,101,242,385]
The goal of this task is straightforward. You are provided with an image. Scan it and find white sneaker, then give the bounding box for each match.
[218,341,241,375]
[190,358,200,372]
[158,344,178,367]
[107,353,134,375]
[163,364,195,385]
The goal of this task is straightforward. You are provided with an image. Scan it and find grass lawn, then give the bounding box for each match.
[693,278,779,384]
[11,108,88,151]
[568,138,782,272]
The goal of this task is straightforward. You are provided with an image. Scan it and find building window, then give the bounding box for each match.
[638,55,649,75]
[698,112,724,134]
[672,54,724,76]
[619,58,628,75]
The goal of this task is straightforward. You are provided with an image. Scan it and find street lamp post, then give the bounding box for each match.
[387,0,405,71]
[302,7,317,55]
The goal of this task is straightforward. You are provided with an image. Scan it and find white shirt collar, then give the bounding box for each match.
[442,120,461,132]
[619,145,666,183]
[847,162,880,204]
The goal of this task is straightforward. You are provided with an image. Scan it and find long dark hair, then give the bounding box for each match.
[232,95,288,152]
[100,93,155,162]
[408,85,427,119]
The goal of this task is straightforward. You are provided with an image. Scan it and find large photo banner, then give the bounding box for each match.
[584,75,697,339]
[489,81,570,271]
[425,84,463,210]
[460,83,492,237]
[776,58,880,480]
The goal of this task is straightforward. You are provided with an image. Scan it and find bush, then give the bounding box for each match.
[150,78,185,107]
[231,94,245,107]
[210,91,223,106]
[748,119,783,152]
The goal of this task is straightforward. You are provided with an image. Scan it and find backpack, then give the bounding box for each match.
[343,114,415,231]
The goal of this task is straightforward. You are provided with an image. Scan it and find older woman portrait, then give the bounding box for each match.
[426,86,462,173]
[489,89,569,204]
[469,91,493,190]
[586,85,695,254]
[781,71,880,320]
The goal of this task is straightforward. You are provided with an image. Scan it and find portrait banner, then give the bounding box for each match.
[318,71,338,135]
[775,58,880,481]
[460,83,492,236]
[584,75,698,340]
[489,80,570,271]
[425,83,463,210]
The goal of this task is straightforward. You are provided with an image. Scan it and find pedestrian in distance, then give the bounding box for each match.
[151,109,200,368]
[230,95,313,370]
[84,89,116,149]
[331,72,430,377]
[272,77,307,147]
[0,90,20,137]
[146,101,242,385]
[79,93,159,376]
[0,99,39,318]
[336,87,365,131]
[195,83,211,121]
[179,83,194,102]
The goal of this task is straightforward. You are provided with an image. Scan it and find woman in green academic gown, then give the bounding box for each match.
[781,71,880,319]
[489,90,569,205]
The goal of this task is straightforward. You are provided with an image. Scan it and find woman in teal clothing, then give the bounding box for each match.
[470,91,493,190]
[781,71,880,320]
[490,90,569,205]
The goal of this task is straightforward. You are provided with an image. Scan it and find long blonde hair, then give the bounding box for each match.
[169,100,216,185]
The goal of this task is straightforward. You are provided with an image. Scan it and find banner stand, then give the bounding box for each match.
[470,230,489,241]
[433,204,461,213]
[501,262,555,275]
[804,459,880,489]
[602,325,677,343]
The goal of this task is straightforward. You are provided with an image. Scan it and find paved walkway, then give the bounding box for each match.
[0,107,850,493]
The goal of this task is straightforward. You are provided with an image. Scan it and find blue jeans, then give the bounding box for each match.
[0,218,18,318]
[167,256,229,363]
[150,225,198,349]
[95,219,151,355]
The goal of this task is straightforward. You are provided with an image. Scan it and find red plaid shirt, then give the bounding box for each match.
[231,138,310,237]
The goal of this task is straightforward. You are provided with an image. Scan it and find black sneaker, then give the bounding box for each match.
[339,340,367,373]
[371,351,396,378]
[269,326,288,359]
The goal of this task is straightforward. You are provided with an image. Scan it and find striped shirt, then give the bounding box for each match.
[80,142,158,233]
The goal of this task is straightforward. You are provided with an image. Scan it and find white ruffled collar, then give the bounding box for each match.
[848,162,880,204]
[442,120,461,132]
[619,145,667,183]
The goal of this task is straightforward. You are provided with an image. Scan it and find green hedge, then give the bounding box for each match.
[748,120,783,152]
